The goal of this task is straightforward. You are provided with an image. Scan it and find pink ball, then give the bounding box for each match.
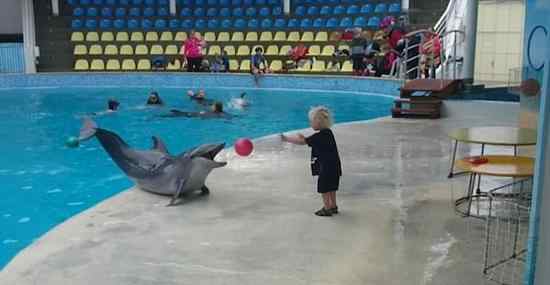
[235,138,253,156]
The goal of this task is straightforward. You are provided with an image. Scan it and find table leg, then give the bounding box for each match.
[476,144,485,193]
[483,191,493,274]
[466,173,476,217]
[448,140,458,178]
[514,145,518,156]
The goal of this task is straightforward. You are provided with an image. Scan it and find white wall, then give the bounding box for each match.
[0,0,22,34]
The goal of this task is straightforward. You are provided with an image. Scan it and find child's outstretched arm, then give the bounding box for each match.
[280,133,306,145]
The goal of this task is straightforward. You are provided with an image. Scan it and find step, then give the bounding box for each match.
[391,108,441,119]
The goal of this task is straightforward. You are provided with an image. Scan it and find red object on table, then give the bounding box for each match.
[465,156,489,165]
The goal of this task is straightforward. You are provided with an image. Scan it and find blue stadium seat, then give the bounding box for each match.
[100,19,112,29]
[105,0,116,4]
[208,19,219,29]
[73,7,84,17]
[219,0,229,5]
[71,19,83,29]
[255,0,266,5]
[67,0,77,6]
[234,19,246,28]
[129,7,140,17]
[87,7,98,17]
[182,19,193,29]
[221,19,232,29]
[158,0,169,5]
[207,8,217,17]
[232,8,243,17]
[304,0,315,4]
[248,19,258,28]
[243,0,253,5]
[195,19,206,29]
[85,19,97,29]
[93,0,103,5]
[128,19,139,29]
[367,16,380,27]
[180,0,191,4]
[326,17,338,28]
[208,0,218,5]
[274,18,286,28]
[374,3,387,13]
[231,0,241,5]
[272,6,282,16]
[220,8,230,17]
[158,7,169,16]
[259,7,270,17]
[101,7,112,17]
[261,18,272,29]
[195,0,204,5]
[339,17,352,28]
[295,6,306,16]
[267,0,279,4]
[115,7,126,17]
[155,19,167,29]
[347,5,359,14]
[320,6,331,15]
[132,0,143,4]
[114,19,125,29]
[180,8,192,17]
[169,19,180,29]
[142,19,153,30]
[293,0,303,4]
[144,0,155,5]
[340,0,351,4]
[80,0,91,5]
[307,6,318,15]
[313,18,324,28]
[361,4,373,14]
[300,18,312,28]
[119,0,129,4]
[287,18,298,28]
[353,16,366,27]
[333,5,344,15]
[194,8,205,17]
[389,3,401,13]
[245,7,256,17]
[143,7,155,17]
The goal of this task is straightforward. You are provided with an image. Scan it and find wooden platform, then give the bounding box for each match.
[400,79,462,98]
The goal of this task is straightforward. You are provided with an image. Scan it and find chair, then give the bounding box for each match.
[116,32,129,42]
[220,8,231,17]
[245,7,256,17]
[333,5,344,15]
[274,18,286,29]
[128,19,139,29]
[221,19,232,29]
[146,32,159,42]
[99,19,112,30]
[150,45,164,55]
[137,59,151,70]
[208,0,218,6]
[259,32,272,42]
[232,8,243,17]
[101,7,112,17]
[93,0,104,4]
[115,7,126,17]
[245,32,258,42]
[195,0,204,4]
[208,45,222,55]
[311,60,325,72]
[141,19,153,30]
[106,59,121,71]
[165,45,178,55]
[85,19,97,30]
[129,7,140,17]
[155,19,167,30]
[119,0,129,4]
[287,19,299,28]
[194,19,205,29]
[229,59,239,71]
[265,45,278,55]
[135,45,149,55]
[295,6,306,16]
[341,61,352,72]
[367,17,380,28]
[71,19,83,29]
[313,18,325,28]
[160,32,173,42]
[270,60,282,72]
[166,59,181,71]
[259,7,270,17]
[272,6,282,16]
[237,45,250,56]
[234,19,246,29]
[353,17,366,27]
[80,0,91,4]
[361,4,373,13]
[104,44,118,55]
[346,5,359,14]
[240,59,250,71]
[261,19,273,29]
[274,31,286,41]
[85,32,99,42]
[321,45,334,56]
[339,17,352,28]
[180,8,192,17]
[231,32,244,41]
[131,32,144,42]
[167,19,179,29]
[374,3,387,13]
[217,32,230,42]
[131,0,143,4]
[73,7,84,17]
[71,32,84,42]
[297,60,311,71]
[301,31,314,41]
[326,18,338,28]
[194,7,205,17]
[122,59,136,70]
[268,0,279,5]
[248,19,258,29]
[308,45,320,56]
[201,32,214,42]
[207,8,217,17]
[158,7,169,17]
[101,32,114,42]
[89,44,103,55]
[90,59,105,71]
[287,31,300,42]
[73,45,88,55]
[106,0,117,5]
[224,45,236,56]
[255,0,266,5]
[300,19,312,29]
[208,19,219,29]
[119,44,134,55]
[279,45,291,55]
[175,32,187,41]
[74,59,89,71]
[314,32,328,42]
[144,0,155,5]
[87,7,98,17]
[320,6,331,15]
[307,6,319,16]
[338,44,350,51]
[389,3,401,13]
[243,0,253,5]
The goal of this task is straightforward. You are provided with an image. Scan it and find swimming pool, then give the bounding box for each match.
[0,86,393,268]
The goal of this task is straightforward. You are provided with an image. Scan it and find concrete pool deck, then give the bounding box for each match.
[0,101,528,285]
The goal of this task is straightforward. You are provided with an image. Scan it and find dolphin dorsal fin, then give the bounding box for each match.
[151,136,169,154]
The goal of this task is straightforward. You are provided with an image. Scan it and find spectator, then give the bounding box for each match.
[182,30,206,72]
[328,48,350,71]
[285,44,309,70]
[152,56,167,71]
[250,47,269,86]
[221,51,229,72]
[211,51,230,73]
[201,58,210,72]
[350,28,368,75]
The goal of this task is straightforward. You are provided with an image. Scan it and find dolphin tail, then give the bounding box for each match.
[151,136,169,154]
[78,117,98,141]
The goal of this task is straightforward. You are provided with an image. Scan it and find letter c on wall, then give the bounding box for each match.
[528,25,548,71]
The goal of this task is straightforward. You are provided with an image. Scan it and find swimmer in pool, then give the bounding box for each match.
[146,91,163,105]
[107,98,120,111]
[231,92,249,107]
[160,101,231,119]
[188,89,214,106]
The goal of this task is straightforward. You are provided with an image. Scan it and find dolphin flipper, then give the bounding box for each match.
[78,118,98,141]
[167,178,187,206]
[151,136,169,154]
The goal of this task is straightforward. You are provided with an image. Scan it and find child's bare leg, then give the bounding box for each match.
[322,193,331,209]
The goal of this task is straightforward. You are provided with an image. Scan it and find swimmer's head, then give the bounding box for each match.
[108,98,119,111]
[148,92,161,104]
[198,89,206,98]
[187,90,194,97]
[308,106,333,130]
[212,101,223,113]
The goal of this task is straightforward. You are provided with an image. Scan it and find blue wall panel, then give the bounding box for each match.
[0,43,24,73]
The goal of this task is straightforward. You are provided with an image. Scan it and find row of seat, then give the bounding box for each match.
[68,0,282,7]
[71,31,335,43]
[293,3,398,15]
[73,43,349,56]
[74,58,353,72]
[71,16,382,29]
[67,0,169,5]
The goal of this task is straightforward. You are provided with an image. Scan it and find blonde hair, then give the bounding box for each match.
[308,106,333,129]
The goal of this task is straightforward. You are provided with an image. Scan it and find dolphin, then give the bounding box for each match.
[79,118,227,205]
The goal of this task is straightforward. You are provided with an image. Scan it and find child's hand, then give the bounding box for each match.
[280,133,286,142]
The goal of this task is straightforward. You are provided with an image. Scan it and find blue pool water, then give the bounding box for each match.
[0,87,393,268]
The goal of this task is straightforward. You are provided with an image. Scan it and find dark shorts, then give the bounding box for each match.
[317,174,340,193]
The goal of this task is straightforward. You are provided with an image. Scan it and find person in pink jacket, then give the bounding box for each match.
[183,30,206,72]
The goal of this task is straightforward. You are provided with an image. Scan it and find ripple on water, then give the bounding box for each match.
[47,188,63,194]
[2,214,11,218]
[15,171,27,175]
[20,186,32,190]
[67,202,85,207]
[17,217,31,223]
[2,240,18,245]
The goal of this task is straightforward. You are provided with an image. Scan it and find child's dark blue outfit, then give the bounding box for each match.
[305,129,342,193]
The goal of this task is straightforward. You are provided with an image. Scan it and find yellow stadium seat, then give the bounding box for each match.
[279,45,291,55]
[115,32,129,42]
[101,32,114,42]
[287,31,300,42]
[73,45,87,55]
[119,44,134,55]
[265,45,278,56]
[252,45,263,53]
[308,45,321,56]
[311,60,325,72]
[104,44,118,55]
[270,60,282,72]
[167,59,181,70]
[85,32,99,42]
[74,59,89,71]
[90,59,105,71]
[231,32,244,42]
[165,45,178,55]
[224,45,235,56]
[297,60,311,71]
[322,45,335,56]
[150,45,164,55]
[137,59,151,70]
[341,61,352,72]
[240,59,250,71]
[217,32,230,42]
[88,44,103,55]
[145,32,159,42]
[315,32,328,42]
[229,59,239,71]
[273,31,286,41]
[208,45,221,55]
[160,32,173,41]
[121,59,136,70]
[259,32,272,42]
[131,32,144,42]
[237,45,250,56]
[301,32,314,41]
[204,32,216,42]
[174,32,187,41]
[135,45,149,55]
[106,59,120,71]
[245,32,258,42]
[338,45,350,51]
[71,32,84,42]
